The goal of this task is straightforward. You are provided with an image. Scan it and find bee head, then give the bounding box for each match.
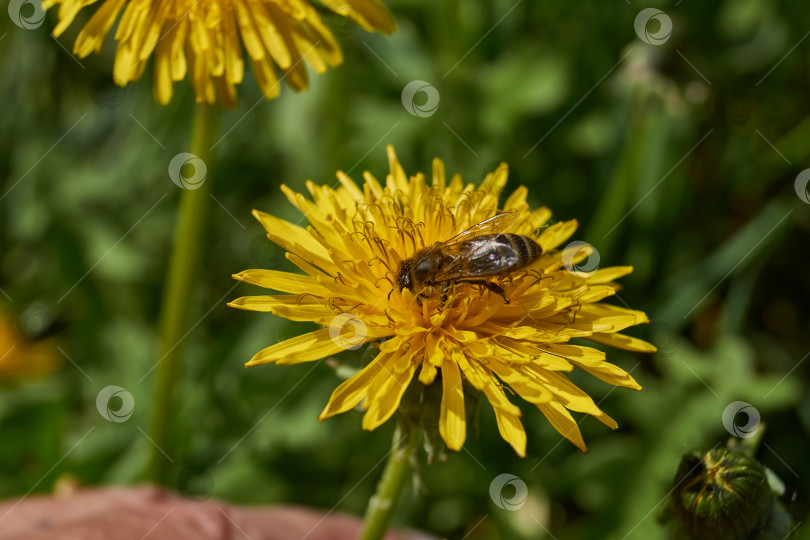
[395,260,413,291]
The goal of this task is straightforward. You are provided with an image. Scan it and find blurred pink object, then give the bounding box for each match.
[0,485,434,540]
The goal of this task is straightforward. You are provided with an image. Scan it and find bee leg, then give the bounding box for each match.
[462,280,510,304]
[440,282,449,304]
[486,282,510,304]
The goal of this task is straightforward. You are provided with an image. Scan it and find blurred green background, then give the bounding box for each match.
[1,0,809,538]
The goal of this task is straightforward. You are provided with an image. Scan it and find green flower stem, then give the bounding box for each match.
[148,104,219,484]
[359,422,420,540]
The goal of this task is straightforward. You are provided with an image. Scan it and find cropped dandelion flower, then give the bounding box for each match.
[44,0,396,107]
[228,146,656,456]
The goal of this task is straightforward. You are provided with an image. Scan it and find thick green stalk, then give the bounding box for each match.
[359,423,420,540]
[149,104,219,484]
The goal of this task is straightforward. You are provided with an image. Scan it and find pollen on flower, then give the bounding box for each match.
[44,0,396,107]
[228,146,656,457]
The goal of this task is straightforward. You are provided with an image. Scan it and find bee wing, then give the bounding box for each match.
[425,253,473,283]
[419,213,524,284]
[441,212,521,248]
[430,236,521,283]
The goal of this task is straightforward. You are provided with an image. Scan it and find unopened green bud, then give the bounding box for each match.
[670,448,776,540]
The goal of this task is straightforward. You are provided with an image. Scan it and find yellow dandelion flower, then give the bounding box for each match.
[0,313,61,382]
[44,0,396,107]
[228,146,656,456]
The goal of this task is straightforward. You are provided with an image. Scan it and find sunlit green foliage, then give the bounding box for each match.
[1,1,809,538]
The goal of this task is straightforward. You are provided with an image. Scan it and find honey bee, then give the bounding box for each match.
[392,213,543,303]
